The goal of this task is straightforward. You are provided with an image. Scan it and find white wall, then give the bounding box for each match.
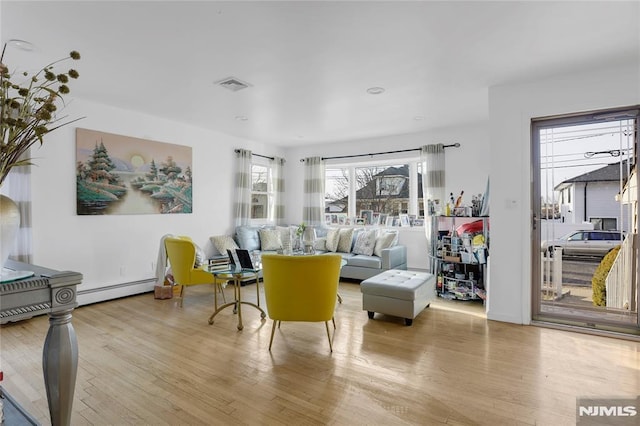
[488,63,640,324]
[30,99,283,304]
[283,123,491,270]
[25,99,488,303]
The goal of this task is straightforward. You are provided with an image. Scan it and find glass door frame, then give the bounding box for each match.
[531,105,640,335]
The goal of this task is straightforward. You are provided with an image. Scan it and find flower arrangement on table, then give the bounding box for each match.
[293,222,307,252]
[295,222,306,237]
[0,43,82,186]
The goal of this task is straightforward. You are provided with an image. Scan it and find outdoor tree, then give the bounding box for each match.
[326,166,407,215]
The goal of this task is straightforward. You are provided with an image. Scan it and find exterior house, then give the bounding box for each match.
[618,166,638,233]
[325,166,425,221]
[555,160,632,233]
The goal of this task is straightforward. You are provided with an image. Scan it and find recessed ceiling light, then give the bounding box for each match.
[366,87,385,95]
[414,116,425,121]
[7,39,35,51]
[235,115,248,121]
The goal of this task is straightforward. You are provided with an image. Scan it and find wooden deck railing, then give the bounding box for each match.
[605,234,636,310]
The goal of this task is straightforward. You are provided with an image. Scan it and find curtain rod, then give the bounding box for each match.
[299,143,460,162]
[234,149,274,160]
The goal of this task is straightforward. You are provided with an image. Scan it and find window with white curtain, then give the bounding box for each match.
[250,159,274,222]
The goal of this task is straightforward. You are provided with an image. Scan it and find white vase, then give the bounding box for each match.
[0,194,21,269]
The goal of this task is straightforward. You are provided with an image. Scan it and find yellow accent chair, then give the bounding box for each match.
[261,253,342,352]
[164,236,227,308]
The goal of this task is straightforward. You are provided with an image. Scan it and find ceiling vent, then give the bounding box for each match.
[215,77,252,92]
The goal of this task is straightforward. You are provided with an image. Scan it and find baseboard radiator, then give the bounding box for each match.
[77,278,156,306]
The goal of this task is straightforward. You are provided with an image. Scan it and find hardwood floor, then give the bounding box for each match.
[1,281,638,425]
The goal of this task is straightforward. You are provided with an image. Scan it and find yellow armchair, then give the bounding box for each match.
[261,253,342,352]
[164,236,226,307]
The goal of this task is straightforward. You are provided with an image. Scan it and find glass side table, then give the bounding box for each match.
[208,266,266,331]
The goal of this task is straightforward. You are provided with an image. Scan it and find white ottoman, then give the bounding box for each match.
[361,270,436,326]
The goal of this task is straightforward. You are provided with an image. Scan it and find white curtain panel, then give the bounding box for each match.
[0,163,33,264]
[421,143,445,273]
[271,156,286,225]
[234,149,252,227]
[302,156,325,227]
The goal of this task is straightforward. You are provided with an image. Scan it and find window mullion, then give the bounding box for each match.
[408,161,418,216]
[348,166,356,218]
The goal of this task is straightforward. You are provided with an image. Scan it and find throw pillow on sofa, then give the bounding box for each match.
[235,226,262,251]
[373,231,397,257]
[259,228,282,251]
[353,229,377,256]
[210,235,239,255]
[326,228,340,252]
[314,237,327,251]
[337,228,354,253]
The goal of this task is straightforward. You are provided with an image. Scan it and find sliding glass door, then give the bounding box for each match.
[531,106,639,335]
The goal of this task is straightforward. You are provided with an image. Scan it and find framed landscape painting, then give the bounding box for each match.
[76,128,193,215]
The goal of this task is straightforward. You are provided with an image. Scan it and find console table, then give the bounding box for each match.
[0,260,82,426]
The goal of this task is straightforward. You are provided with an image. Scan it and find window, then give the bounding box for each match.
[325,167,349,214]
[355,164,409,216]
[590,217,617,231]
[250,162,273,221]
[567,232,584,241]
[324,160,423,221]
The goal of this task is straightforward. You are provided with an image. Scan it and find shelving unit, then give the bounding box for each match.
[430,215,489,301]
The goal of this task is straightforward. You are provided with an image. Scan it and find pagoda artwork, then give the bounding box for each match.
[76,128,192,215]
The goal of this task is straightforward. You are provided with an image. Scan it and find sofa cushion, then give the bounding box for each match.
[313,225,329,238]
[259,228,282,251]
[314,237,327,251]
[235,226,261,251]
[326,228,340,252]
[353,229,377,256]
[210,235,239,255]
[337,228,355,253]
[347,254,382,269]
[374,231,397,257]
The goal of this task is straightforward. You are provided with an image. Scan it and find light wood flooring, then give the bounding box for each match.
[1,281,638,425]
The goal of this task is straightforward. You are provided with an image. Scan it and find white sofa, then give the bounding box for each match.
[232,225,408,281]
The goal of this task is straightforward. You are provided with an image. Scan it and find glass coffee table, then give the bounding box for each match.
[208,266,266,330]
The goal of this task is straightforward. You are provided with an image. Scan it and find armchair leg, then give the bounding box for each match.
[325,321,333,352]
[268,320,277,351]
[179,285,185,307]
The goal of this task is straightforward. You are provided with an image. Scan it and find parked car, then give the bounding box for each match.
[541,230,624,258]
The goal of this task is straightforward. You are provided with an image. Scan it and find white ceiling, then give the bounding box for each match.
[2,1,639,147]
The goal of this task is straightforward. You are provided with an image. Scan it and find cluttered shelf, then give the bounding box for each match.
[430,215,489,302]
